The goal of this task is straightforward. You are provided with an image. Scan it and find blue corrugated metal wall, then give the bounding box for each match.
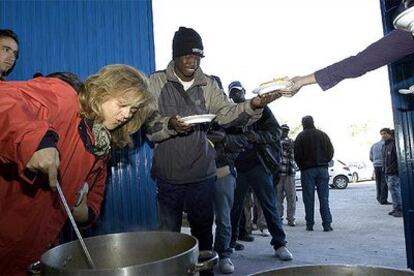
[0,0,158,237]
[380,0,414,269]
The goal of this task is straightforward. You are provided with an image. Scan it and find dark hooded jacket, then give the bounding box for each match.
[294,119,334,171]
[382,138,398,176]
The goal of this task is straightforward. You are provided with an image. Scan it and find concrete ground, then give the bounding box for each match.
[187,181,408,275]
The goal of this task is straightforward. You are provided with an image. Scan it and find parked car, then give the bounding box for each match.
[295,159,353,189]
[347,161,374,183]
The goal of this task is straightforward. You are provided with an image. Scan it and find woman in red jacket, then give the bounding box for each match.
[0,64,154,275]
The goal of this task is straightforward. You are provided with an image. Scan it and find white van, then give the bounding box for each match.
[295,159,353,189]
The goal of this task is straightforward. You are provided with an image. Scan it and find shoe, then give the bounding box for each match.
[239,234,254,242]
[274,246,293,261]
[306,226,313,231]
[287,220,296,227]
[260,229,270,237]
[230,241,244,251]
[219,258,234,274]
[323,225,333,232]
[388,210,395,215]
[252,223,258,231]
[392,210,403,217]
[380,201,392,205]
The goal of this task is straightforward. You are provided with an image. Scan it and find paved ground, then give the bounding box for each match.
[187,181,408,275]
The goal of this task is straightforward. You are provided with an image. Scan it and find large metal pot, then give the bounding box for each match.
[251,264,414,276]
[33,231,217,275]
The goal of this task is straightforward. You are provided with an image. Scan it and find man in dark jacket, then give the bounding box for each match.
[294,115,334,232]
[208,76,250,274]
[381,128,403,217]
[228,81,293,261]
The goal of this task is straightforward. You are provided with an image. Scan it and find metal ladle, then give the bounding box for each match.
[56,181,96,269]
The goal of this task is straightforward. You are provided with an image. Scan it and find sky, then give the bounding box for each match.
[152,0,394,163]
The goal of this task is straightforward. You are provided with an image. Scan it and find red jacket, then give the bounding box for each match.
[0,78,108,275]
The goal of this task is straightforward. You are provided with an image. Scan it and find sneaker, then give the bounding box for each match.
[219,258,234,274]
[306,226,313,231]
[274,246,293,261]
[230,241,244,251]
[252,223,258,231]
[388,210,395,215]
[287,220,296,227]
[380,201,392,205]
[323,225,333,232]
[239,234,254,242]
[260,229,270,237]
[392,210,403,217]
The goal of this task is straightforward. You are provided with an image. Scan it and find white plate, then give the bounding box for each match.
[252,78,293,95]
[181,114,216,124]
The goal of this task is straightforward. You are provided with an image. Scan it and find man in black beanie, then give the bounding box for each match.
[294,115,334,232]
[144,26,284,275]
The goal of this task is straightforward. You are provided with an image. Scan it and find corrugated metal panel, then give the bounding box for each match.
[0,0,158,238]
[380,0,414,269]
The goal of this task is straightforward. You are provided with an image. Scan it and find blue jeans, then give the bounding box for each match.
[386,175,402,211]
[231,164,287,250]
[213,173,236,258]
[301,167,332,228]
[156,177,215,251]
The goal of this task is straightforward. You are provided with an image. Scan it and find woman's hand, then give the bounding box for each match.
[281,74,317,97]
[72,193,89,223]
[26,147,60,191]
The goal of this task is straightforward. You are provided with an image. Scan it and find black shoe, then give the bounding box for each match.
[392,210,403,217]
[239,234,254,242]
[388,210,395,215]
[306,226,313,231]
[323,226,333,232]
[381,201,392,205]
[230,241,245,251]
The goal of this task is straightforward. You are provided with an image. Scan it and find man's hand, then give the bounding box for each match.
[168,115,193,134]
[245,131,257,143]
[207,130,226,143]
[26,147,60,191]
[250,91,282,110]
[281,74,316,97]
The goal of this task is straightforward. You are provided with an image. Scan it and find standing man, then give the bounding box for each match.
[294,116,334,232]
[144,27,280,274]
[228,81,293,261]
[381,128,403,217]
[276,124,297,227]
[0,29,19,80]
[370,134,390,205]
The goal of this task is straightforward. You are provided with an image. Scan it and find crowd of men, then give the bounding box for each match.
[0,19,409,275]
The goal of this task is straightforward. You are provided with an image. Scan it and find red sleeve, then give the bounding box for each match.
[0,87,52,183]
[86,163,108,221]
[0,79,78,184]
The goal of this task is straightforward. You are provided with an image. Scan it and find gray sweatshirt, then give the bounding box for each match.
[145,61,262,184]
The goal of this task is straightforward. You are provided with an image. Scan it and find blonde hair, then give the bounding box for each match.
[79,64,155,148]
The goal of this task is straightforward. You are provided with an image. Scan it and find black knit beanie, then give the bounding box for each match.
[172,27,204,59]
[302,115,315,129]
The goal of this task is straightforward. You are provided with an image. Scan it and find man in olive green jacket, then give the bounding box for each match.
[144,27,280,267]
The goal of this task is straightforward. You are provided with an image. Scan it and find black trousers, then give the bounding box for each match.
[374,166,388,203]
[156,177,215,251]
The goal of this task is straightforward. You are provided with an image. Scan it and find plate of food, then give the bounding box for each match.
[252,77,293,95]
[181,114,216,124]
